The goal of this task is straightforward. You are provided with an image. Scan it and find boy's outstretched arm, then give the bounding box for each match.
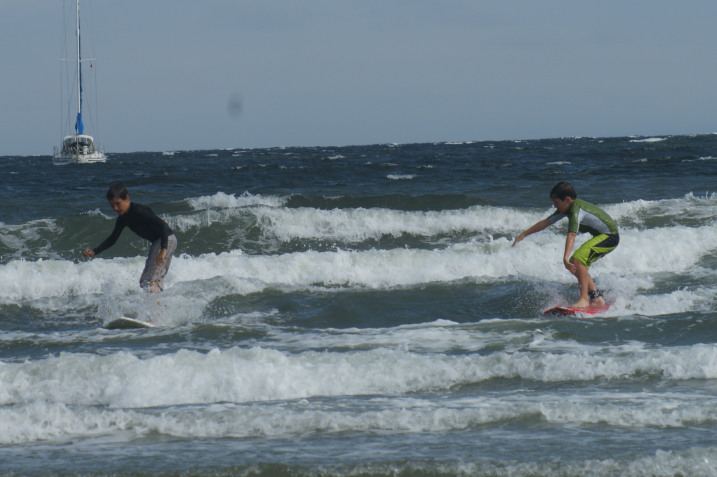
[81,220,125,258]
[512,218,552,247]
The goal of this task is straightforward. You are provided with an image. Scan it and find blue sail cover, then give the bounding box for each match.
[74,112,85,135]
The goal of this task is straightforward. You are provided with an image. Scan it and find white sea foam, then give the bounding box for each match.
[2,342,717,433]
[682,155,717,163]
[249,205,539,242]
[81,208,112,218]
[604,192,717,223]
[386,174,416,180]
[167,191,290,233]
[169,192,717,242]
[329,447,717,477]
[0,318,532,360]
[1,222,716,319]
[186,191,287,210]
[607,287,715,317]
[629,137,667,143]
[266,320,548,354]
[2,193,715,319]
[2,390,717,444]
[607,224,717,274]
[0,219,60,258]
[0,256,138,303]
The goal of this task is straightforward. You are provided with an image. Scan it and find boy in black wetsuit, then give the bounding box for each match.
[83,182,177,293]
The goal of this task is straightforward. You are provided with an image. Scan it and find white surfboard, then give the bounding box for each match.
[105,316,155,330]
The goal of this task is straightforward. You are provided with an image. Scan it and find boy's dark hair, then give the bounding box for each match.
[106,182,129,200]
[550,181,577,200]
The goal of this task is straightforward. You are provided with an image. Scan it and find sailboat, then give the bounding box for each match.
[54,0,106,164]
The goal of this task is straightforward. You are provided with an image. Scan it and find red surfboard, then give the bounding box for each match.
[543,303,610,316]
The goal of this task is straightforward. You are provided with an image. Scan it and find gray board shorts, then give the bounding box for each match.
[139,234,178,290]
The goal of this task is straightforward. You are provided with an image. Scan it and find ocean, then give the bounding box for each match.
[1,135,716,476]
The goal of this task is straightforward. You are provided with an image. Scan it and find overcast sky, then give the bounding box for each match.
[1,0,716,155]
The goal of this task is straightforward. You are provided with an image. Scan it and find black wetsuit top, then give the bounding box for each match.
[93,202,173,255]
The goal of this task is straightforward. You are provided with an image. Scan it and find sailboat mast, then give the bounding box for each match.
[55,0,106,163]
[74,0,85,135]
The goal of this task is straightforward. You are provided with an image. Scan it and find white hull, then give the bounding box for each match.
[54,134,106,164]
[53,151,107,165]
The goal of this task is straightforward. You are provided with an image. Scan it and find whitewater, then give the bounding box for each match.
[1,135,716,476]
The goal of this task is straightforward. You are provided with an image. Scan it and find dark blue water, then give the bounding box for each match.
[1,135,717,476]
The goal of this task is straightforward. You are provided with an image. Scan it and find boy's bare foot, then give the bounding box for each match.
[572,298,591,308]
[590,296,606,306]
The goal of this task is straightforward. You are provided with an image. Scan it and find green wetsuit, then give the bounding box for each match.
[547,198,619,267]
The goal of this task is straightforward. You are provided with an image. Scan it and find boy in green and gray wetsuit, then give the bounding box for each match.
[513,181,619,308]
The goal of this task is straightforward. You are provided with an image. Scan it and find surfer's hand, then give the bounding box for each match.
[512,233,524,247]
[156,249,167,264]
[563,258,575,273]
[82,248,95,258]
